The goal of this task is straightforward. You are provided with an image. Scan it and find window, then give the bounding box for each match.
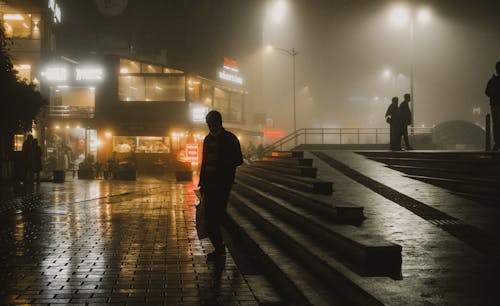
[14,135,24,151]
[2,13,31,38]
[119,75,185,102]
[214,87,229,118]
[14,64,31,82]
[119,59,140,74]
[201,84,213,106]
[112,136,171,153]
[229,92,243,123]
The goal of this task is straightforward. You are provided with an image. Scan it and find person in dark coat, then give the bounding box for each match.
[385,97,402,151]
[33,139,43,184]
[199,110,243,260]
[485,61,500,151]
[399,93,413,150]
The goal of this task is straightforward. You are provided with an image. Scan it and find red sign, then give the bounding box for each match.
[263,128,285,138]
[223,57,238,69]
[185,143,199,163]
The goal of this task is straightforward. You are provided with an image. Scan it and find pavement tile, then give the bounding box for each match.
[0,176,258,305]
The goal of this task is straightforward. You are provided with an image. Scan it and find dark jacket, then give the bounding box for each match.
[485,75,500,106]
[199,128,243,189]
[385,103,400,125]
[399,101,412,126]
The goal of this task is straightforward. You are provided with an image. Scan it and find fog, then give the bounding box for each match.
[58,0,500,134]
[245,0,500,133]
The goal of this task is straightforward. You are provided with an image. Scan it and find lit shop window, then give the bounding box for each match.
[14,135,24,151]
[112,136,170,153]
[119,75,185,102]
[164,67,184,74]
[141,63,162,73]
[50,86,95,107]
[229,92,244,123]
[214,87,229,118]
[119,59,140,74]
[14,64,31,82]
[2,14,32,38]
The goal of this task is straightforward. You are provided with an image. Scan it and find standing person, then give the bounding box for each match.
[22,134,35,185]
[199,110,243,260]
[485,61,500,151]
[399,93,414,150]
[33,139,43,184]
[385,97,402,151]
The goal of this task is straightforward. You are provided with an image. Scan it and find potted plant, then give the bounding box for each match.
[78,155,96,179]
[175,160,192,181]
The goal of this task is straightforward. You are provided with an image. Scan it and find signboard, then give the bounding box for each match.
[48,0,62,23]
[191,105,209,123]
[184,143,199,164]
[218,57,243,85]
[41,64,104,83]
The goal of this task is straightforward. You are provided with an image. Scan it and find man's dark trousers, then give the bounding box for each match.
[204,185,231,250]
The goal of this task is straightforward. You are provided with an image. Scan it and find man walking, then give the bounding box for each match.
[199,110,243,260]
[385,97,402,151]
[399,93,413,150]
[485,61,500,151]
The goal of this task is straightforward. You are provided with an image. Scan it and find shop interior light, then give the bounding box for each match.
[16,64,31,70]
[104,131,112,138]
[65,125,70,129]
[76,125,81,129]
[155,86,162,90]
[3,14,24,20]
[55,125,60,129]
[120,68,128,74]
[41,67,68,81]
[22,22,29,28]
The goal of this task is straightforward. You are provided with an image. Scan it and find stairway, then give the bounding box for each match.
[226,150,403,306]
[357,151,500,206]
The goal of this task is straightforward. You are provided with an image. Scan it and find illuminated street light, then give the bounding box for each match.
[267,45,300,144]
[271,0,287,24]
[389,5,433,131]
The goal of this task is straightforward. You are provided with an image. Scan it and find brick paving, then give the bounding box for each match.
[0,177,259,306]
[306,150,500,305]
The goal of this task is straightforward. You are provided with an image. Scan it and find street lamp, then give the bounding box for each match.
[389,5,432,131]
[267,45,300,143]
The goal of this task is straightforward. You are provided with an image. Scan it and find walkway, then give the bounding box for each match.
[0,177,259,306]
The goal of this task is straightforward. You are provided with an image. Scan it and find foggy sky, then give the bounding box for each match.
[57,0,500,132]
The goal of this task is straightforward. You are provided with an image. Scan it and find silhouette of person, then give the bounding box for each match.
[33,139,43,184]
[399,93,413,150]
[385,97,402,151]
[22,134,35,185]
[485,61,500,151]
[199,110,243,261]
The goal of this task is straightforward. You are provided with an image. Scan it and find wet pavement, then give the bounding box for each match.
[0,176,259,306]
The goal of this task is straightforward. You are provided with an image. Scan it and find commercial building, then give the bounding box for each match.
[41,55,257,173]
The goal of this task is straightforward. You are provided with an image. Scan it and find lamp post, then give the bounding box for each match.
[269,46,300,144]
[389,6,431,133]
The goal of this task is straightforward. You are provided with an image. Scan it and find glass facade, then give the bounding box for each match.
[118,75,185,102]
[119,58,186,102]
[113,136,171,153]
[1,13,32,38]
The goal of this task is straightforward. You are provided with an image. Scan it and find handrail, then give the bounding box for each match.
[48,105,95,118]
[260,127,433,156]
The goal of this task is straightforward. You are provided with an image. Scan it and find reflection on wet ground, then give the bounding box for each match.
[0,177,257,305]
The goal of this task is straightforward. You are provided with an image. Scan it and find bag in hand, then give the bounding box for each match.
[194,189,208,239]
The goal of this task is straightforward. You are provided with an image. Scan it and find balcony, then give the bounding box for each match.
[48,106,95,118]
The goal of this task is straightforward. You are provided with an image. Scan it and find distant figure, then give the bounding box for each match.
[33,139,43,184]
[22,134,34,184]
[385,97,402,151]
[485,61,500,151]
[399,93,414,150]
[199,110,243,261]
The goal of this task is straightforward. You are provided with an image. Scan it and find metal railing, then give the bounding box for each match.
[48,106,95,118]
[262,127,432,154]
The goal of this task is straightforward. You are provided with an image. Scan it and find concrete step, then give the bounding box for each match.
[406,174,500,197]
[250,162,318,178]
[389,165,500,185]
[366,156,500,174]
[261,156,314,167]
[228,193,386,306]
[236,171,362,224]
[227,204,344,306]
[358,150,500,162]
[231,184,401,277]
[271,151,304,158]
[238,166,331,194]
